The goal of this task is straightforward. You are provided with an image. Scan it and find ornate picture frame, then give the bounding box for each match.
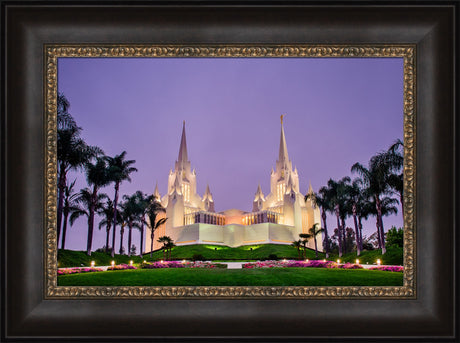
[46,45,415,299]
[2,2,456,341]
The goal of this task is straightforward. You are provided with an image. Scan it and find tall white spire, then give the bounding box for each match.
[278,114,290,166]
[254,183,265,201]
[177,120,188,166]
[203,184,213,201]
[153,182,161,200]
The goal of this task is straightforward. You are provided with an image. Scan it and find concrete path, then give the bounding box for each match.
[222,262,244,269]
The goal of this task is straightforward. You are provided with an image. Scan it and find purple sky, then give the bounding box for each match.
[58,57,404,252]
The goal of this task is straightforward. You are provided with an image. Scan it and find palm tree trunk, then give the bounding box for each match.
[163,247,166,260]
[341,218,347,254]
[314,235,318,258]
[57,166,66,246]
[105,224,110,253]
[111,182,120,258]
[336,216,342,257]
[119,227,124,255]
[321,210,329,258]
[86,185,97,256]
[375,196,386,254]
[352,208,361,256]
[127,222,132,257]
[61,209,69,250]
[139,220,144,258]
[358,217,364,251]
[150,231,154,258]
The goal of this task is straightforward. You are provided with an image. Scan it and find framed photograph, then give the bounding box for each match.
[2,1,457,341]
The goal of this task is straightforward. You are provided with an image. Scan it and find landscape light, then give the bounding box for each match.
[143,260,146,263]
[305,259,309,263]
[90,261,95,267]
[283,259,287,262]
[337,259,340,264]
[129,260,133,266]
[111,261,115,267]
[356,259,359,264]
[160,260,164,263]
[182,260,186,263]
[377,259,381,265]
[323,259,326,262]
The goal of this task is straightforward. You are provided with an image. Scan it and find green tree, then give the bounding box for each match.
[157,236,173,261]
[291,239,303,260]
[105,151,137,258]
[386,226,404,248]
[299,233,312,259]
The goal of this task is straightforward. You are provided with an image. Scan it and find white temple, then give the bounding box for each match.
[144,116,322,252]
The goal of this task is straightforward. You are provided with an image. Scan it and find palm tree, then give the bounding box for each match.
[291,239,303,260]
[346,178,370,256]
[133,192,153,258]
[57,124,102,247]
[386,139,404,216]
[105,151,138,258]
[165,239,176,260]
[146,197,167,258]
[352,149,400,254]
[299,233,312,259]
[120,193,143,257]
[157,236,172,260]
[308,223,324,258]
[305,187,332,257]
[69,189,108,251]
[98,199,121,253]
[60,179,79,250]
[326,177,351,257]
[117,206,128,255]
[84,157,111,256]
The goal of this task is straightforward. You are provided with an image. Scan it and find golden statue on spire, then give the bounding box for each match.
[280,114,286,124]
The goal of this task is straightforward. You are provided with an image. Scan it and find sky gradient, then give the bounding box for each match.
[58,57,404,253]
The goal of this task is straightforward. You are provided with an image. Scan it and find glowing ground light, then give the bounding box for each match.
[129,260,133,266]
[377,259,381,265]
[305,259,309,262]
[356,259,360,264]
[111,261,115,267]
[160,260,164,263]
[90,261,95,267]
[337,259,340,264]
[182,260,186,263]
[323,259,326,262]
[143,260,146,263]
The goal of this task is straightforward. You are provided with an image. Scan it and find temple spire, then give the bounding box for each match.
[278,114,290,165]
[153,181,161,200]
[177,120,188,166]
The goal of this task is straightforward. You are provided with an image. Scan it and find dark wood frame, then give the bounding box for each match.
[2,1,457,341]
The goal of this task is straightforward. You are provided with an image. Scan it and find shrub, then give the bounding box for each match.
[107,263,137,270]
[58,267,103,275]
[267,254,278,260]
[192,254,206,261]
[369,266,403,272]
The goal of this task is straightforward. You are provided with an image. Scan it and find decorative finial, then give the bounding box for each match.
[183,120,185,126]
[280,114,285,124]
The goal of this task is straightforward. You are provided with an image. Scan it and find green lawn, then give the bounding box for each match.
[58,244,402,267]
[57,268,403,286]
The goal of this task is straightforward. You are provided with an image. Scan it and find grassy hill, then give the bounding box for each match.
[58,244,402,267]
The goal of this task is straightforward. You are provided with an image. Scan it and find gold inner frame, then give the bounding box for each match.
[45,45,415,298]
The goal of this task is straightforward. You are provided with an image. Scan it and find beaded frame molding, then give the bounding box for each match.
[45,45,415,299]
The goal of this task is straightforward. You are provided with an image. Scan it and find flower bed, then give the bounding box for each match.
[368,265,403,272]
[141,261,227,269]
[243,260,364,269]
[107,263,137,270]
[58,267,104,275]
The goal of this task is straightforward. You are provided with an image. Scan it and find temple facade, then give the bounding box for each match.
[144,117,322,252]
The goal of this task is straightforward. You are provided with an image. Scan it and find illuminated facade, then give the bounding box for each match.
[144,118,322,252]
